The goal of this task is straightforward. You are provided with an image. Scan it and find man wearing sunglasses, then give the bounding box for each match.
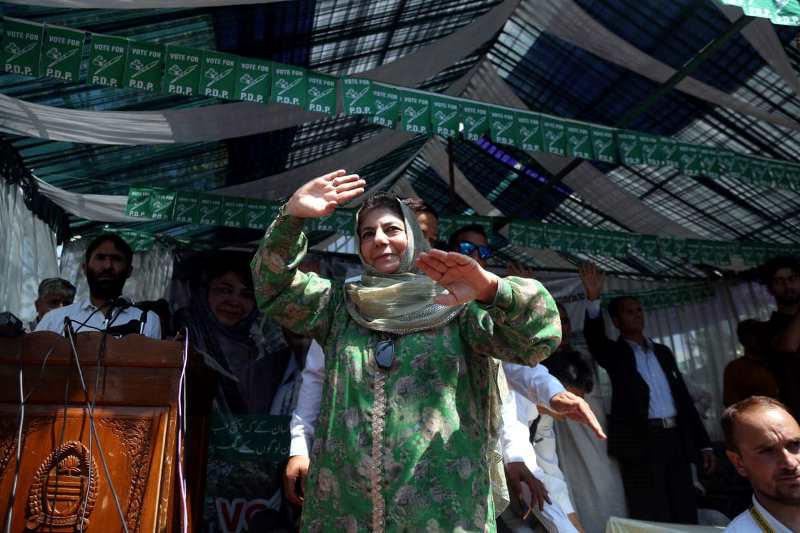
[448,225,606,532]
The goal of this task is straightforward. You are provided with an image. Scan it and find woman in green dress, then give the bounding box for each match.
[252,170,561,532]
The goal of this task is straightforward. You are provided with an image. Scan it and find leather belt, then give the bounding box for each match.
[648,416,678,429]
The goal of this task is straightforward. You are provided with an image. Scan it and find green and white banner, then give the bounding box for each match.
[88,34,127,88]
[42,25,84,82]
[720,0,800,25]
[201,50,237,100]
[125,186,800,267]
[602,284,715,311]
[271,64,306,108]
[1,18,43,77]
[307,72,337,115]
[4,18,800,192]
[124,40,163,92]
[370,83,400,128]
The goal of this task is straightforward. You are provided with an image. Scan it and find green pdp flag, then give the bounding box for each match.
[311,209,356,234]
[126,187,154,218]
[699,147,720,179]
[659,137,681,168]
[508,222,528,248]
[658,237,687,259]
[124,40,164,92]
[750,158,771,185]
[639,134,662,167]
[717,149,736,176]
[678,143,702,176]
[342,77,373,115]
[400,92,431,136]
[201,51,237,100]
[88,34,127,88]
[370,84,400,128]
[222,197,249,228]
[565,121,593,160]
[2,18,44,77]
[517,112,543,153]
[590,125,616,163]
[41,25,84,83]
[198,194,224,226]
[271,65,307,108]
[459,102,489,142]
[634,235,659,259]
[245,200,278,230]
[163,46,202,96]
[438,215,493,243]
[306,73,337,115]
[235,58,270,104]
[149,189,177,220]
[430,96,459,138]
[489,107,518,147]
[541,116,567,156]
[730,154,753,180]
[173,192,202,224]
[617,132,643,166]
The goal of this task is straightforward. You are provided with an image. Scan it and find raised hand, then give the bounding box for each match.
[286,169,366,219]
[547,391,607,440]
[416,249,499,306]
[578,262,605,301]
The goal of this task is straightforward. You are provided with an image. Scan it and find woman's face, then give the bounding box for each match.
[207,271,256,327]
[359,207,408,274]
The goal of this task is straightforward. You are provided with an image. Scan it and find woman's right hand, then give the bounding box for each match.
[286,169,366,218]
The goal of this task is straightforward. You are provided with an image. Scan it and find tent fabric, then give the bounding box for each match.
[0,180,58,323]
[520,0,800,131]
[3,0,282,7]
[716,3,800,96]
[463,59,701,239]
[0,0,518,145]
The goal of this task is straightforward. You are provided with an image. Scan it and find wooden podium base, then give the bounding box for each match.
[0,331,191,532]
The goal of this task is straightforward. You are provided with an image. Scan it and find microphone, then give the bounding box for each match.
[103,297,132,323]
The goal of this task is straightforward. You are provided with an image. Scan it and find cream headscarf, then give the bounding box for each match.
[344,198,465,334]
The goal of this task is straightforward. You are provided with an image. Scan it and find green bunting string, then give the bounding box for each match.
[124,186,800,267]
[719,0,800,25]
[3,17,800,192]
[600,284,715,311]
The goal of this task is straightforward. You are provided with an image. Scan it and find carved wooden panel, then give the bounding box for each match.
[0,405,168,532]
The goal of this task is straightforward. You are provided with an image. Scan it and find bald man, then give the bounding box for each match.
[722,397,800,532]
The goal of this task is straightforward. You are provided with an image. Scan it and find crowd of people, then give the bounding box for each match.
[28,170,800,532]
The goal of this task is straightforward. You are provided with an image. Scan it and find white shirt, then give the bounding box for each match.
[35,298,161,340]
[288,344,566,458]
[586,300,677,418]
[501,389,575,515]
[725,496,793,533]
[289,340,325,456]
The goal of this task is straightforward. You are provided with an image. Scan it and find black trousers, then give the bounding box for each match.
[617,425,698,524]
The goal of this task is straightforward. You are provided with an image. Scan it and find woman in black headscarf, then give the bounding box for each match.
[175,256,297,532]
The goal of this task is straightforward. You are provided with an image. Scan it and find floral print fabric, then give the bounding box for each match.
[251,211,561,533]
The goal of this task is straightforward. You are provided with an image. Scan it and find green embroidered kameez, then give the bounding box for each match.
[252,211,561,533]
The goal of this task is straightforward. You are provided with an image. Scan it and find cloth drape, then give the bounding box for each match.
[0,180,58,322]
[0,0,518,145]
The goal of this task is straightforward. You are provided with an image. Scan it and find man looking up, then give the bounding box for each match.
[723,397,800,532]
[36,233,160,339]
[580,261,714,523]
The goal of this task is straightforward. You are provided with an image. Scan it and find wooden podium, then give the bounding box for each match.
[0,331,204,532]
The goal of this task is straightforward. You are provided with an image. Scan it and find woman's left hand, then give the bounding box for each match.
[417,250,499,306]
